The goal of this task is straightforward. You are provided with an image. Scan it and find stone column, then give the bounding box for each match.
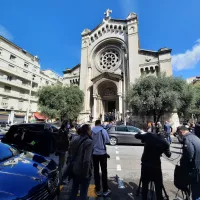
[118,95,123,114]
[93,95,97,120]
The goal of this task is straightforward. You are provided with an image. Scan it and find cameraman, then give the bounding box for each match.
[135,131,171,200]
[175,126,200,200]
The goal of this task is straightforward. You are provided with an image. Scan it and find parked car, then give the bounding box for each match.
[107,125,145,145]
[0,142,60,199]
[1,123,59,157]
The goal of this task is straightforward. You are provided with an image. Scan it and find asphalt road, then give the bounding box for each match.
[60,138,183,200]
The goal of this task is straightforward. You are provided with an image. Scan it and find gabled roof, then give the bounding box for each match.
[63,64,80,74]
[91,72,122,83]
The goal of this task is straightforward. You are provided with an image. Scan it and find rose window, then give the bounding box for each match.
[99,50,120,70]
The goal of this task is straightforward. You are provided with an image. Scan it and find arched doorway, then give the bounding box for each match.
[97,80,118,120]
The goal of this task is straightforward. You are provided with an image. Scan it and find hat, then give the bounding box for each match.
[177,125,189,131]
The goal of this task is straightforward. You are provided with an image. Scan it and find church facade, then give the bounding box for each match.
[63,10,173,123]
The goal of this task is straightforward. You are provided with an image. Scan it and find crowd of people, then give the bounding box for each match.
[57,119,111,200]
[56,119,200,200]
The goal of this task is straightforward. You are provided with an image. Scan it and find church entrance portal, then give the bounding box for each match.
[93,80,122,121]
[107,101,116,112]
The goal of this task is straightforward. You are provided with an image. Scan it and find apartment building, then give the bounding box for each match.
[0,36,63,124]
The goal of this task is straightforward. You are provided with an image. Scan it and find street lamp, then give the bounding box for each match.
[121,44,127,125]
[26,74,36,123]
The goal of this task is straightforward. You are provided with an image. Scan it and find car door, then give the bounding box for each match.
[127,126,141,143]
[115,126,130,143]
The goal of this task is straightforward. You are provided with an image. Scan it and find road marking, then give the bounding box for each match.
[87,184,97,197]
[116,156,120,160]
[60,185,64,191]
[117,164,122,171]
[116,151,119,154]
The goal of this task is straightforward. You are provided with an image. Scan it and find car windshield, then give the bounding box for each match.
[0,143,19,162]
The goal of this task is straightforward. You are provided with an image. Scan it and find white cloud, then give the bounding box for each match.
[119,0,138,17]
[0,25,13,41]
[172,39,200,71]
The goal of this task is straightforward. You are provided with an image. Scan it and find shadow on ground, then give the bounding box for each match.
[105,176,140,200]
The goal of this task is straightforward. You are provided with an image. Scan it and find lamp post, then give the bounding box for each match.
[121,44,127,125]
[26,74,35,123]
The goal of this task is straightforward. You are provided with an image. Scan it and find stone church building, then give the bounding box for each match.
[63,10,173,123]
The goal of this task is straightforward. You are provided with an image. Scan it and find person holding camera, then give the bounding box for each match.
[175,125,200,200]
[135,131,171,200]
[92,120,111,197]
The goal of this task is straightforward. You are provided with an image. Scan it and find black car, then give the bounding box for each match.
[2,123,59,157]
[0,142,60,200]
[107,125,145,145]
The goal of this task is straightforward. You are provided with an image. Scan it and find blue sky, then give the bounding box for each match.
[0,0,200,79]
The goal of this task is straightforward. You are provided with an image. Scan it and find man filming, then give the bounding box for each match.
[135,131,171,200]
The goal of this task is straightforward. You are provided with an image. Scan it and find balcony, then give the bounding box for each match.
[0,77,32,91]
[0,61,40,84]
[0,90,28,100]
[30,96,38,102]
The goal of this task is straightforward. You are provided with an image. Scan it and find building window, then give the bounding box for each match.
[10,54,16,61]
[46,81,49,85]
[4,86,11,93]
[0,48,2,56]
[23,70,28,74]
[20,90,25,95]
[9,64,15,68]
[18,100,23,110]
[7,76,12,81]
[24,62,29,68]
[1,98,9,108]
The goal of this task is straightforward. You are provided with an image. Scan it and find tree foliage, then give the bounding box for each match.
[189,84,200,120]
[37,85,84,120]
[127,74,194,122]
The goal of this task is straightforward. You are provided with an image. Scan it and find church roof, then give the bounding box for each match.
[139,48,172,55]
[63,64,80,74]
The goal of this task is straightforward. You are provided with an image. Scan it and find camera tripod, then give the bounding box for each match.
[136,177,169,200]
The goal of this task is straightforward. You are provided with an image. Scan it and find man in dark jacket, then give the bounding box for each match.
[135,132,171,200]
[194,122,200,139]
[176,125,200,200]
[69,124,93,200]
[56,120,69,183]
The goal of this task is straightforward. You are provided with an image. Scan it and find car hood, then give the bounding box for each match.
[0,152,58,198]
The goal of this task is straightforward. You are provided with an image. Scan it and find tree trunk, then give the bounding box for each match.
[153,110,157,123]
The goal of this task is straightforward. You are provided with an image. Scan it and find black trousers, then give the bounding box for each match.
[141,165,163,200]
[93,154,108,192]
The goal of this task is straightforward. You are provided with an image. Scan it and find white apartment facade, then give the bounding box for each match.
[0,36,62,124]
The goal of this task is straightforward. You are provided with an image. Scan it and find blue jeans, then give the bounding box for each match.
[167,133,172,144]
[70,176,90,200]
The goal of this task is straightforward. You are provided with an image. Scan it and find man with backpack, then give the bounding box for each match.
[92,120,111,197]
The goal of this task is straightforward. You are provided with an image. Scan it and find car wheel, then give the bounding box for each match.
[110,137,117,146]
